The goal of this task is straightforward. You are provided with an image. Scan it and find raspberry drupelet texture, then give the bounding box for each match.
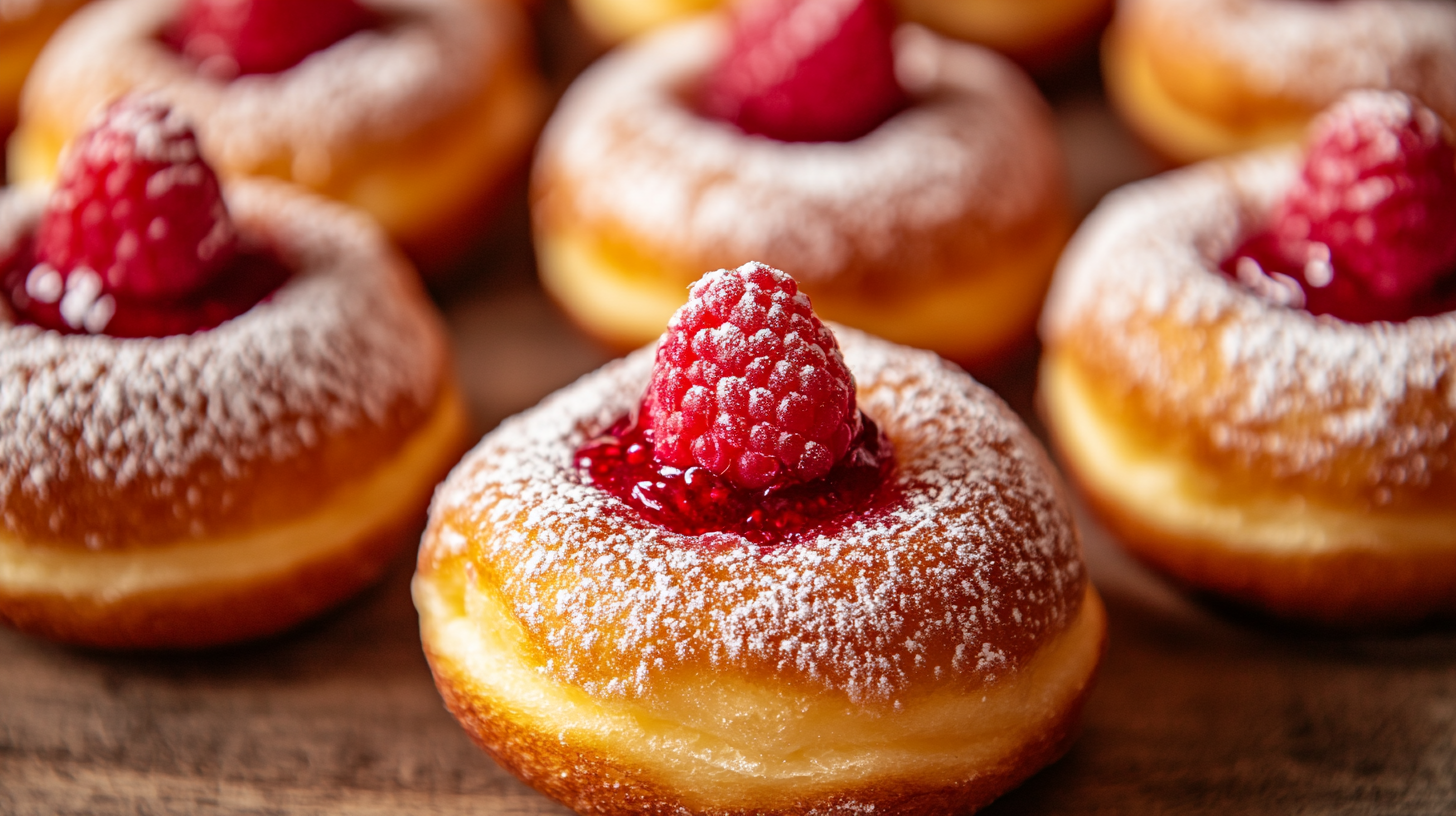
[35,96,237,303]
[699,0,907,143]
[1276,91,1456,302]
[1223,91,1456,322]
[645,262,861,489]
[166,0,378,79]
[5,96,290,338]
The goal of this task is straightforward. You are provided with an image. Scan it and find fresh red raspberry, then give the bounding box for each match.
[34,96,238,315]
[644,262,860,489]
[1272,91,1456,304]
[166,0,378,78]
[699,0,908,143]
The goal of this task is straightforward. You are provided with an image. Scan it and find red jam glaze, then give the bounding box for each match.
[576,411,897,547]
[2,236,291,338]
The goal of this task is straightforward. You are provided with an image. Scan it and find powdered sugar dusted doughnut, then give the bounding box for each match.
[1104,0,1456,163]
[0,180,469,647]
[414,327,1104,815]
[10,0,546,270]
[1039,150,1456,625]
[532,20,1071,371]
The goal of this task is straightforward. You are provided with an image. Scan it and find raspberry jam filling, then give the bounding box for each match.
[577,261,898,546]
[700,0,908,143]
[1220,234,1456,323]
[1221,91,1456,323]
[576,412,896,546]
[2,239,289,338]
[164,0,379,79]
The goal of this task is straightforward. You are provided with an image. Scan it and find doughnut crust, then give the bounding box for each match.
[571,0,1109,69]
[9,0,547,270]
[415,329,1104,814]
[0,0,88,140]
[1039,151,1456,625]
[0,181,469,648]
[531,21,1071,372]
[1104,0,1456,164]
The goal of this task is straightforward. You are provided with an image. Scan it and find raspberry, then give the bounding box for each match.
[166,0,377,78]
[699,0,908,143]
[1272,91,1456,304]
[35,96,238,316]
[644,262,860,489]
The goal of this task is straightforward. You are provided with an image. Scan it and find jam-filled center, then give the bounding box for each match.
[576,412,897,546]
[2,236,291,338]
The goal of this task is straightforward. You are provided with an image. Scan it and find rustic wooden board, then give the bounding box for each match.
[4,8,1455,812]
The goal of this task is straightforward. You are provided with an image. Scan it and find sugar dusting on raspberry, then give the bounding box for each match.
[1276,91,1456,301]
[646,263,858,488]
[1042,148,1456,496]
[34,96,237,319]
[537,21,1063,286]
[424,328,1086,704]
[0,182,445,547]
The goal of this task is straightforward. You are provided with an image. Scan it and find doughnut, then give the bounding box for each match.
[571,0,1109,69]
[895,0,1110,69]
[0,179,469,648]
[415,313,1105,814]
[8,0,548,272]
[0,0,87,140]
[1103,0,1456,164]
[1038,148,1456,626]
[532,20,1071,373]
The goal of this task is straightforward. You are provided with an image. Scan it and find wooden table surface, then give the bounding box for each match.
[4,7,1456,813]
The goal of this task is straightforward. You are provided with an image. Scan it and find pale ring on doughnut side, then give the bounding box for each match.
[9,0,547,269]
[415,328,1104,814]
[1103,0,1456,164]
[1040,151,1456,625]
[531,20,1072,373]
[0,181,469,647]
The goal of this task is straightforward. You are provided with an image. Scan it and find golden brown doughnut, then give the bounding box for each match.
[571,0,1109,70]
[1039,149,1456,626]
[9,0,547,271]
[415,326,1104,814]
[1104,0,1456,164]
[0,180,469,648]
[0,0,87,140]
[532,20,1071,373]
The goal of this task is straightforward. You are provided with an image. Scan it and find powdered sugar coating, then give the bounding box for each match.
[1041,150,1456,495]
[21,0,513,184]
[1123,0,1456,122]
[424,328,1085,705]
[533,19,1064,286]
[0,181,447,547]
